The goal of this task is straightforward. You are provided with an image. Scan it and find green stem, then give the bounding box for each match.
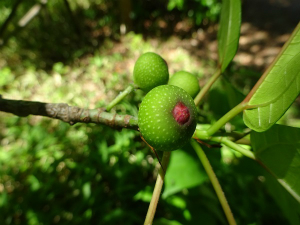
[210,137,256,160]
[194,102,247,139]
[206,102,247,136]
[190,140,236,225]
[235,137,251,145]
[194,68,221,106]
[144,151,171,225]
[106,84,135,111]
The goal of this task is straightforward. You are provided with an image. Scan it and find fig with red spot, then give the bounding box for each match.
[138,85,197,151]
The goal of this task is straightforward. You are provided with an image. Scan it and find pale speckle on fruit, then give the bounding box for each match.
[133,52,169,92]
[138,85,197,151]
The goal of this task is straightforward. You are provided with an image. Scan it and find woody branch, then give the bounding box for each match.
[0,96,138,130]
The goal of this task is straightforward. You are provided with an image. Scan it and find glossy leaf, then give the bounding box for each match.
[218,0,241,72]
[251,124,300,203]
[162,149,207,198]
[243,23,300,132]
[264,171,300,225]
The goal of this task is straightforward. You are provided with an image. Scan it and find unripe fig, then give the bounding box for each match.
[133,52,169,92]
[138,85,197,151]
[168,71,200,98]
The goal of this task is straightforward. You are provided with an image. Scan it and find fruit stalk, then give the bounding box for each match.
[210,136,256,160]
[190,139,237,225]
[194,68,221,106]
[195,102,247,139]
[206,102,246,136]
[106,84,135,111]
[144,151,171,225]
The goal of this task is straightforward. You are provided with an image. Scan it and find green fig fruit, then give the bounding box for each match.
[168,71,200,98]
[133,52,169,92]
[138,85,197,151]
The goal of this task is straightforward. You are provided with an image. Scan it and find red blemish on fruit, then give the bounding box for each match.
[172,102,190,125]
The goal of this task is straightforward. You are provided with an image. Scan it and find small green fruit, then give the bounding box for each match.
[138,85,197,151]
[133,52,169,92]
[168,71,200,98]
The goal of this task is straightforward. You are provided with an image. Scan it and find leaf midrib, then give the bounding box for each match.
[248,53,300,108]
[220,0,236,67]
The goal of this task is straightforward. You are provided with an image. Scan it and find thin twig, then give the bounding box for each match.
[106,84,135,111]
[194,68,221,106]
[210,136,256,160]
[191,140,236,225]
[144,151,171,225]
[140,135,165,172]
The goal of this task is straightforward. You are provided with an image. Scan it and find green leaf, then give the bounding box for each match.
[243,23,300,132]
[218,0,241,72]
[133,186,153,202]
[162,149,207,198]
[167,0,184,11]
[251,124,300,203]
[264,171,300,225]
[27,175,41,191]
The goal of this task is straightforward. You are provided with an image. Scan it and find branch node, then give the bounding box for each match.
[108,113,117,128]
[124,115,131,127]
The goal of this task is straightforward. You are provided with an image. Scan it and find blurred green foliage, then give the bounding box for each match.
[167,0,220,25]
[0,0,299,224]
[0,53,293,225]
[0,114,291,225]
[0,116,151,225]
[0,0,220,69]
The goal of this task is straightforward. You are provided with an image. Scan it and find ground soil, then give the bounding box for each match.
[182,0,300,72]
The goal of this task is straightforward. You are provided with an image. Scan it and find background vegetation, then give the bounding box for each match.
[0,0,299,224]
